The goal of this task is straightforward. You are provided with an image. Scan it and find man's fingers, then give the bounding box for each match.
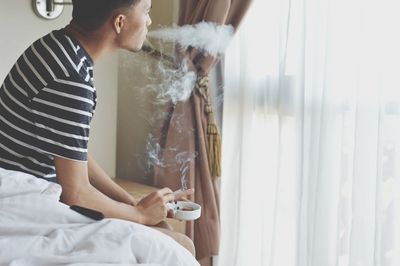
[155,187,195,204]
[167,208,175,218]
[158,187,173,196]
[173,188,195,200]
[163,193,175,204]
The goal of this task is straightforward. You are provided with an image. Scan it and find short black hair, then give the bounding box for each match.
[71,0,141,31]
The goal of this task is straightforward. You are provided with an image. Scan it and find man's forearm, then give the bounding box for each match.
[61,179,144,223]
[54,156,174,226]
[87,154,138,205]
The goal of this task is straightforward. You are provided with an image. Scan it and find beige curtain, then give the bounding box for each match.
[152,1,253,265]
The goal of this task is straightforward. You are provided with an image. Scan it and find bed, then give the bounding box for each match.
[0,167,199,266]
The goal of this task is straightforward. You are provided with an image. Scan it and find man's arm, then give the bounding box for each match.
[87,154,138,205]
[54,156,174,225]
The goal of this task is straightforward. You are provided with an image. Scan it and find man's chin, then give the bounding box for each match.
[125,46,142,53]
[128,42,145,53]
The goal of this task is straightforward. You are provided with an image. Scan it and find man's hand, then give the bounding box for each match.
[167,188,195,219]
[137,188,195,224]
[136,188,175,225]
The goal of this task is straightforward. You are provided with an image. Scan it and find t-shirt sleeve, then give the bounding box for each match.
[30,79,96,161]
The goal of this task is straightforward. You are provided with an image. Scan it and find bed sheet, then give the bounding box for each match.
[0,168,199,266]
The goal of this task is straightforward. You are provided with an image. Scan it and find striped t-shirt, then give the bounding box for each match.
[0,28,96,182]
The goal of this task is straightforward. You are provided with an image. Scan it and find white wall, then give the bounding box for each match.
[0,1,118,177]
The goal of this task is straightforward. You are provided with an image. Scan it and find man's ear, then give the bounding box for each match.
[113,14,125,34]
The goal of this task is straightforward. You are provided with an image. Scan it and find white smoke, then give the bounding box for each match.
[147,21,234,57]
[149,61,196,105]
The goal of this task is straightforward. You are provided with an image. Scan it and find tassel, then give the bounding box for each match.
[196,75,223,179]
[207,122,222,178]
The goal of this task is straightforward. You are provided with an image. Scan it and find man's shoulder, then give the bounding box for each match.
[29,28,67,49]
[26,28,94,87]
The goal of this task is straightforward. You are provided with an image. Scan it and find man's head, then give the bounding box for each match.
[72,0,152,51]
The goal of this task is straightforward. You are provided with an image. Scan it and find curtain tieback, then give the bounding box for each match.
[195,75,222,178]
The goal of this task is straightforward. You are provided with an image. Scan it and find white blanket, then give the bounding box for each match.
[0,168,199,266]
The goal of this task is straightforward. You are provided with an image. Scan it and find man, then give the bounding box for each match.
[0,0,195,255]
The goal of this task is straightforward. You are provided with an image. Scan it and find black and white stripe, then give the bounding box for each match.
[0,28,96,182]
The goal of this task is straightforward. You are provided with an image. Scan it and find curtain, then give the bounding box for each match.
[152,1,253,265]
[219,0,400,265]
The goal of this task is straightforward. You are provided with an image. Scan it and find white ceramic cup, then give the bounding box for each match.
[166,201,202,221]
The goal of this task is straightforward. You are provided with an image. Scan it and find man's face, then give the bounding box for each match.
[117,0,152,52]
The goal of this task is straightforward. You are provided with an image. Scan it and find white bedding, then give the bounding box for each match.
[0,168,199,266]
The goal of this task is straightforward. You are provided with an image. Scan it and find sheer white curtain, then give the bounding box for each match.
[219,0,400,265]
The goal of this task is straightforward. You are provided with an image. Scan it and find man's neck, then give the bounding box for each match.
[65,22,116,61]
